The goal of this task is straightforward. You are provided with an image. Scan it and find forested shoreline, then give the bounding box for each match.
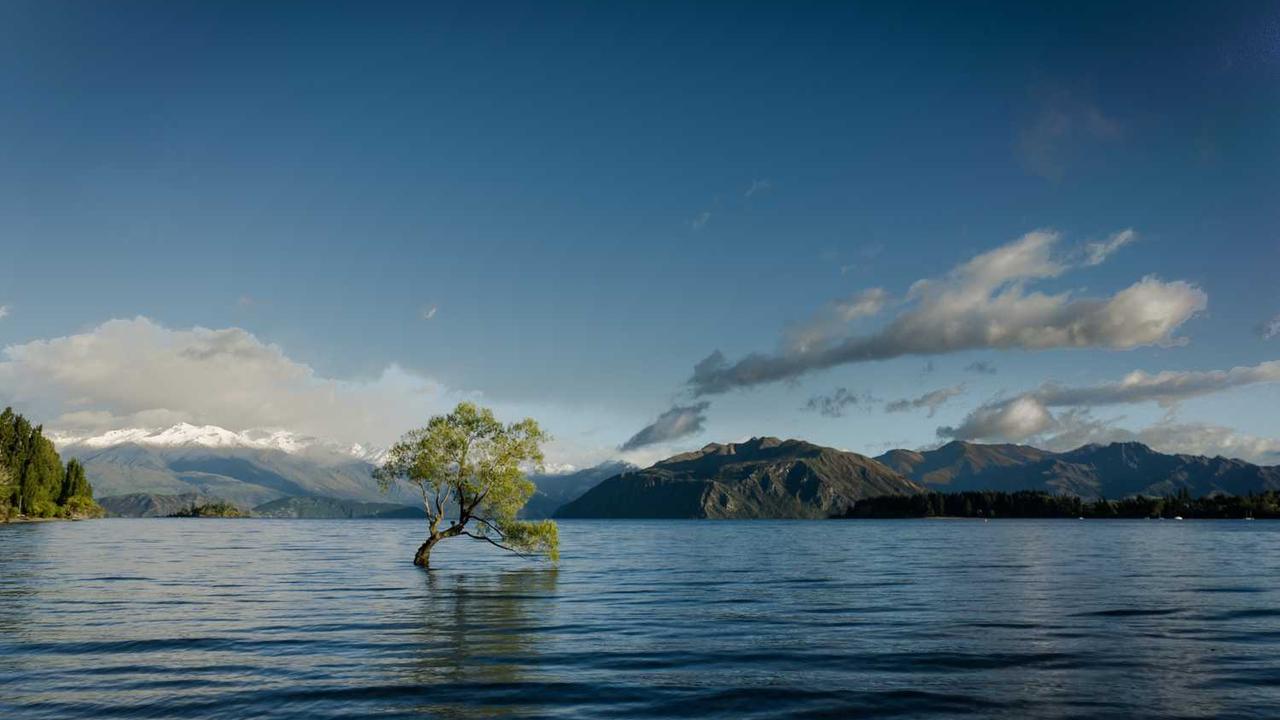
[1,407,103,521]
[842,489,1280,520]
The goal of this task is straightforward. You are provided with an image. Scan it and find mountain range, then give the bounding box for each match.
[880,440,1280,499]
[55,424,411,508]
[556,437,922,519]
[61,423,1280,520]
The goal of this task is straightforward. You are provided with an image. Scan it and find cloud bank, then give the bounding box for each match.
[619,402,710,451]
[938,360,1280,463]
[941,359,1280,443]
[0,317,462,446]
[691,230,1206,395]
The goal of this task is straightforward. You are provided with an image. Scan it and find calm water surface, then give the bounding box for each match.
[3,519,1280,718]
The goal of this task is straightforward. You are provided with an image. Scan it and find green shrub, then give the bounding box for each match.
[28,499,60,518]
[62,495,105,519]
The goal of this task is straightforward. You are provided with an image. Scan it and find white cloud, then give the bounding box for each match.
[939,395,1054,441]
[0,305,9,319]
[691,229,1206,394]
[885,384,966,417]
[0,317,465,447]
[421,305,438,320]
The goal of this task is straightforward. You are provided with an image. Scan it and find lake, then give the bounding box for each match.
[3,519,1280,718]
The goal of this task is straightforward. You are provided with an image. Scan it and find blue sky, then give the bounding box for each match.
[0,1,1277,466]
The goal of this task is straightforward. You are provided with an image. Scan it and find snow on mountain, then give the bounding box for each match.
[51,423,388,464]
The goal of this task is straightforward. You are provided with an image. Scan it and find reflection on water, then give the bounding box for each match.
[407,569,559,700]
[3,518,1280,718]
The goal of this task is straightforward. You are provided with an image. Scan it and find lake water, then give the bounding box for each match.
[3,519,1280,719]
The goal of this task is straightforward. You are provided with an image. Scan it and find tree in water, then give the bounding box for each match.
[374,402,559,569]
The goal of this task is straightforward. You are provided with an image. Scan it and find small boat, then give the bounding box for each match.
[1174,516,1184,521]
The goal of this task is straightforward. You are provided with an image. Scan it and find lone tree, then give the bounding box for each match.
[374,402,559,569]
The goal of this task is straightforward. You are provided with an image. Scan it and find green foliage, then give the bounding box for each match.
[60,458,93,504]
[28,499,60,518]
[0,465,12,521]
[61,495,106,519]
[844,489,1280,519]
[375,401,558,567]
[0,407,100,520]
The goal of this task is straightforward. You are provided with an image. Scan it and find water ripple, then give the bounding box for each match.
[3,518,1280,718]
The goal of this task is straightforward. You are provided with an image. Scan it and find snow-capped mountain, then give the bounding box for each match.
[53,423,404,508]
[51,423,388,464]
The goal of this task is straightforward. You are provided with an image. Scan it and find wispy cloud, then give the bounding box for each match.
[745,179,772,198]
[1260,313,1280,340]
[802,387,876,418]
[964,360,997,375]
[619,402,711,451]
[1082,229,1136,266]
[421,305,438,320]
[1017,89,1121,180]
[0,305,8,320]
[690,229,1206,395]
[885,384,965,417]
[691,211,712,230]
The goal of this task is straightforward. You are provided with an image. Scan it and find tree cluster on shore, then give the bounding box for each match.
[168,501,245,518]
[1,408,103,521]
[842,489,1280,519]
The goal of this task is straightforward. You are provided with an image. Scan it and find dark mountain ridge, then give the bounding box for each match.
[556,437,925,519]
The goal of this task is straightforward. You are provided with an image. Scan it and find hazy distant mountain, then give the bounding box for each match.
[522,461,637,519]
[253,496,425,519]
[55,424,411,508]
[879,440,1280,499]
[556,437,924,519]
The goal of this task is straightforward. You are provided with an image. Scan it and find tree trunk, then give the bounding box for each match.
[413,535,439,569]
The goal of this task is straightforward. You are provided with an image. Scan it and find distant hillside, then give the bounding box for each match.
[556,437,924,519]
[98,492,232,518]
[253,495,425,519]
[522,461,637,519]
[877,441,1051,488]
[878,440,1280,499]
